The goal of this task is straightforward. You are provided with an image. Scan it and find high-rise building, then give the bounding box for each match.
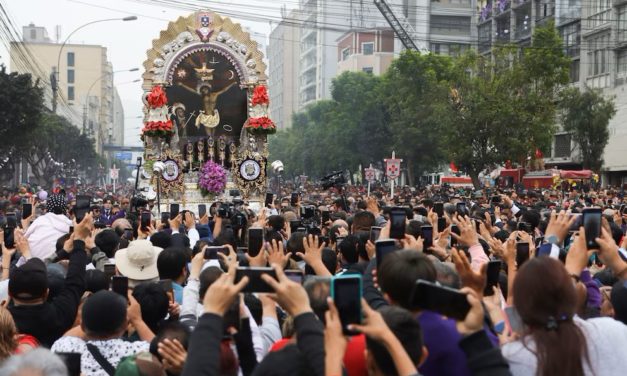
[476,0,627,184]
[268,8,302,129]
[9,23,124,155]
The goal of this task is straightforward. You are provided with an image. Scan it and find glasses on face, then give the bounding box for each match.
[122,202,129,205]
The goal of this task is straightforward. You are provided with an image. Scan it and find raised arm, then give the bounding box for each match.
[216,81,237,95]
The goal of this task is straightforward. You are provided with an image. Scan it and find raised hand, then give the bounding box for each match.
[267,239,290,269]
[261,264,311,316]
[544,210,577,245]
[158,338,187,375]
[451,248,487,297]
[203,264,249,316]
[451,216,480,247]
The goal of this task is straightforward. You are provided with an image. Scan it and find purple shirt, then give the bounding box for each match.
[417,310,472,376]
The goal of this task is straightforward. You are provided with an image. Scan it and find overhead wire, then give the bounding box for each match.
[0,1,77,117]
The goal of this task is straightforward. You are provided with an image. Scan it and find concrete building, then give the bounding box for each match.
[268,8,302,129]
[112,89,125,146]
[478,0,627,185]
[476,0,627,185]
[397,0,477,55]
[9,23,123,155]
[336,29,395,75]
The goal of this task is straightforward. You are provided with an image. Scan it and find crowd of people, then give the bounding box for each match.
[0,181,627,375]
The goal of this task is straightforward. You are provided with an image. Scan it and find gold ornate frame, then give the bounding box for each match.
[231,149,267,198]
[151,149,185,196]
[142,10,267,90]
[142,10,269,201]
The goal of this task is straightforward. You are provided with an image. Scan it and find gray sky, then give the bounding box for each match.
[0,0,291,146]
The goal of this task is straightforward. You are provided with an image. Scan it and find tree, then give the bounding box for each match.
[559,86,616,172]
[269,72,392,179]
[442,22,570,188]
[24,112,99,186]
[0,65,44,179]
[380,51,453,184]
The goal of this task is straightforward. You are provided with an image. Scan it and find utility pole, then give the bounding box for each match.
[50,67,58,112]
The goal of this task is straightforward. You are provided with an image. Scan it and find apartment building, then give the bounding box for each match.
[268,8,302,129]
[9,23,122,154]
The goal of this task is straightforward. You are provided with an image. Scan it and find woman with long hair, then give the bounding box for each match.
[502,256,627,376]
[0,307,18,360]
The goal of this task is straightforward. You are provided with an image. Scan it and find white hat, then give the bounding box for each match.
[114,240,163,281]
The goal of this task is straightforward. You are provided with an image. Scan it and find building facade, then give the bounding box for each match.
[477,0,627,185]
[337,29,395,75]
[268,8,302,129]
[9,24,122,155]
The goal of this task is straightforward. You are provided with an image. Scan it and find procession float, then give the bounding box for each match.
[140,10,275,211]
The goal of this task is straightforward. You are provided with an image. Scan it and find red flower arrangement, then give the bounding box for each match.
[146,85,168,108]
[141,120,173,138]
[251,85,269,106]
[142,86,174,140]
[245,116,276,135]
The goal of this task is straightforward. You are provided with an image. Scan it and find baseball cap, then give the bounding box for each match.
[115,240,163,281]
[9,258,48,300]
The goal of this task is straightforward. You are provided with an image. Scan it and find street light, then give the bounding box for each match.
[53,16,138,112]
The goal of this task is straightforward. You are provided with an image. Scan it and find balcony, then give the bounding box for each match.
[479,3,493,23]
[494,0,510,15]
[511,0,529,8]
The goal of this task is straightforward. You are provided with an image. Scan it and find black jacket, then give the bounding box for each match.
[9,240,87,348]
[459,330,512,376]
[182,313,223,376]
[252,312,325,376]
[183,311,324,376]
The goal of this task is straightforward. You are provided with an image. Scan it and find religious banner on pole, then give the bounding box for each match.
[365,167,376,182]
[384,152,402,197]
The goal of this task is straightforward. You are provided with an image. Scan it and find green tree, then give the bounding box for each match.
[380,51,453,184]
[559,86,616,172]
[443,22,570,188]
[0,66,44,179]
[24,112,99,185]
[269,72,392,179]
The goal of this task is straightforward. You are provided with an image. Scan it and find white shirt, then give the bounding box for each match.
[52,337,149,376]
[24,212,72,262]
[503,317,627,376]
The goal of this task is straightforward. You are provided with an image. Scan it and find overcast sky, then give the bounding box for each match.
[0,0,291,146]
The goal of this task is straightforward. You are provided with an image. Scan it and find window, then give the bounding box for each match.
[341,48,350,61]
[587,33,609,76]
[589,0,611,28]
[67,86,75,101]
[67,69,75,84]
[561,22,581,58]
[362,67,373,74]
[67,52,75,67]
[617,50,627,75]
[430,15,471,36]
[570,60,580,82]
[554,134,571,158]
[29,29,36,40]
[619,6,627,42]
[362,42,374,55]
[430,43,469,57]
[478,23,492,52]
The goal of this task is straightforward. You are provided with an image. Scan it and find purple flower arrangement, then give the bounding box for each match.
[497,0,509,13]
[198,160,227,196]
[480,2,492,21]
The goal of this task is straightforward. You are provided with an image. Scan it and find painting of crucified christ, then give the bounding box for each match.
[166,48,248,156]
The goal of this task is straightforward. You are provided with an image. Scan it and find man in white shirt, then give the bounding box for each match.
[52,290,154,376]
